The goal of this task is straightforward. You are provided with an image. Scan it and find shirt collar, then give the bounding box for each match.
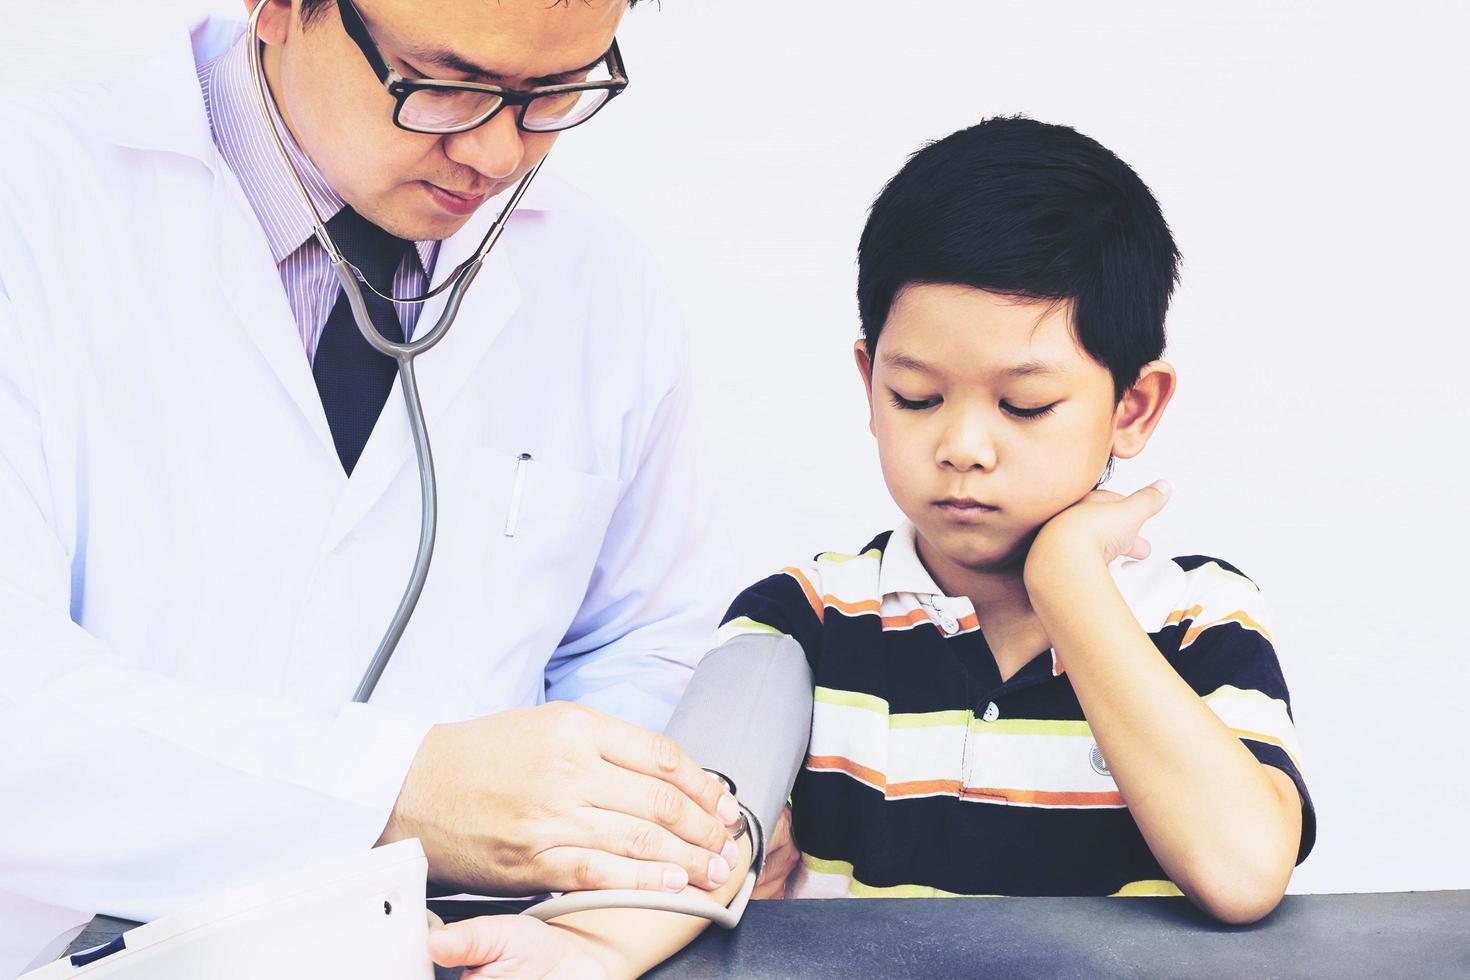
[200,33,346,265]
[878,520,949,599]
[200,28,442,272]
[881,518,1185,638]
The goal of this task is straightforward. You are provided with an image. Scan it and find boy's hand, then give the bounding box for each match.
[1025,481,1172,585]
[429,915,617,980]
[752,805,799,899]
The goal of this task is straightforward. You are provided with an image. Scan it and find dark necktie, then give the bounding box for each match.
[313,206,414,475]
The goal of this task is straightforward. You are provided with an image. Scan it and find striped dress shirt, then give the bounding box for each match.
[197,35,440,360]
[716,521,1315,899]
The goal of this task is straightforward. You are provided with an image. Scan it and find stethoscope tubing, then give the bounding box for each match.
[520,798,768,929]
[242,4,764,932]
[244,1,542,703]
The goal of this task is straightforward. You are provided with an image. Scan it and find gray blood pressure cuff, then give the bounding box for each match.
[663,634,814,845]
[519,635,813,931]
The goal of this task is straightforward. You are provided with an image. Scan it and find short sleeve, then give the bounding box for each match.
[716,562,827,669]
[1159,556,1316,864]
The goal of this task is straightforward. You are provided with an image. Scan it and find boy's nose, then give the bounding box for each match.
[936,409,998,472]
[441,109,526,182]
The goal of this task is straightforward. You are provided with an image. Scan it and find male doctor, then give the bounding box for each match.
[0,0,756,970]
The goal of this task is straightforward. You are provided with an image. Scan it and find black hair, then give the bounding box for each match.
[299,0,649,28]
[857,115,1180,401]
[298,0,329,26]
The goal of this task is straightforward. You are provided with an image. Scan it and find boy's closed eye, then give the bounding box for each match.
[888,391,942,411]
[886,388,1061,419]
[1002,400,1059,419]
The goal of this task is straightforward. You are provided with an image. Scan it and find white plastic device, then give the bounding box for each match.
[21,839,435,979]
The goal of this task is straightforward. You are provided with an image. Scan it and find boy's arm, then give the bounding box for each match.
[1023,484,1303,925]
[429,835,754,979]
[431,630,814,975]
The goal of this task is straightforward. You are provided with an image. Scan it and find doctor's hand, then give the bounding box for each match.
[379,702,742,895]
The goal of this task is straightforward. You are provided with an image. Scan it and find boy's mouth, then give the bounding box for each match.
[935,497,1000,518]
[937,496,997,508]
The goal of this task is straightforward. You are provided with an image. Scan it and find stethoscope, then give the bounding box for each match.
[245,2,544,704]
[245,4,764,926]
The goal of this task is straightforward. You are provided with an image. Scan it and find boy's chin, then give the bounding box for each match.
[916,522,1036,577]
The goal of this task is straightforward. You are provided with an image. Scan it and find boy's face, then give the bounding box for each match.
[856,284,1166,582]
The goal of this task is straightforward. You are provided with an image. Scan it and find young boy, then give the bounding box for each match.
[429,115,1315,976]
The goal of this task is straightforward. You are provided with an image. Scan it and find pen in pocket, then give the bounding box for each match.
[504,452,532,537]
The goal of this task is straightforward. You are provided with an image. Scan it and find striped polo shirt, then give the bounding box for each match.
[716,522,1315,898]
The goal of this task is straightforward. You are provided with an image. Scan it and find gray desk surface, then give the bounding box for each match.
[66,891,1470,978]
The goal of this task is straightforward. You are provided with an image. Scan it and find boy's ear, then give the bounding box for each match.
[1110,361,1177,459]
[853,340,878,436]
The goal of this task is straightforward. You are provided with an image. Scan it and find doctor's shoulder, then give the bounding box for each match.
[518,169,692,385]
[0,80,122,197]
[518,172,678,310]
[0,80,140,281]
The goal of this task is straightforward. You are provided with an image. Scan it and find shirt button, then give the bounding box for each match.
[982,702,1000,722]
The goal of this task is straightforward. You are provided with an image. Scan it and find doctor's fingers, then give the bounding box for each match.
[588,764,737,858]
[534,843,708,893]
[593,716,731,819]
[574,805,740,890]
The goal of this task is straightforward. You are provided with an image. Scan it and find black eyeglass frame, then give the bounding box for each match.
[336,0,628,135]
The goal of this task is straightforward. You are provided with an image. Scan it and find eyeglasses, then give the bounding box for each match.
[336,0,628,135]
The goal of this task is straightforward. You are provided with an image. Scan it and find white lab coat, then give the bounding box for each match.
[0,18,723,972]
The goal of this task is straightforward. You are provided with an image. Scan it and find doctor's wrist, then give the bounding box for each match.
[375,724,455,866]
[370,719,461,863]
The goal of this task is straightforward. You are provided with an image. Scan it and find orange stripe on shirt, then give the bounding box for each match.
[827,595,883,616]
[780,569,888,622]
[961,787,1126,807]
[806,754,887,790]
[1181,611,1274,650]
[1231,727,1290,755]
[881,607,931,630]
[879,608,983,632]
[782,566,825,623]
[809,766,975,802]
[807,756,1125,808]
[1165,604,1204,627]
[887,777,967,798]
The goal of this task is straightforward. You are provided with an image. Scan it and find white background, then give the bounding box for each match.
[7,1,1467,897]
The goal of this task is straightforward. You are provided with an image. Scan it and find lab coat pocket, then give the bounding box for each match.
[435,445,622,568]
[479,448,622,627]
[496,451,622,544]
[419,447,623,709]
